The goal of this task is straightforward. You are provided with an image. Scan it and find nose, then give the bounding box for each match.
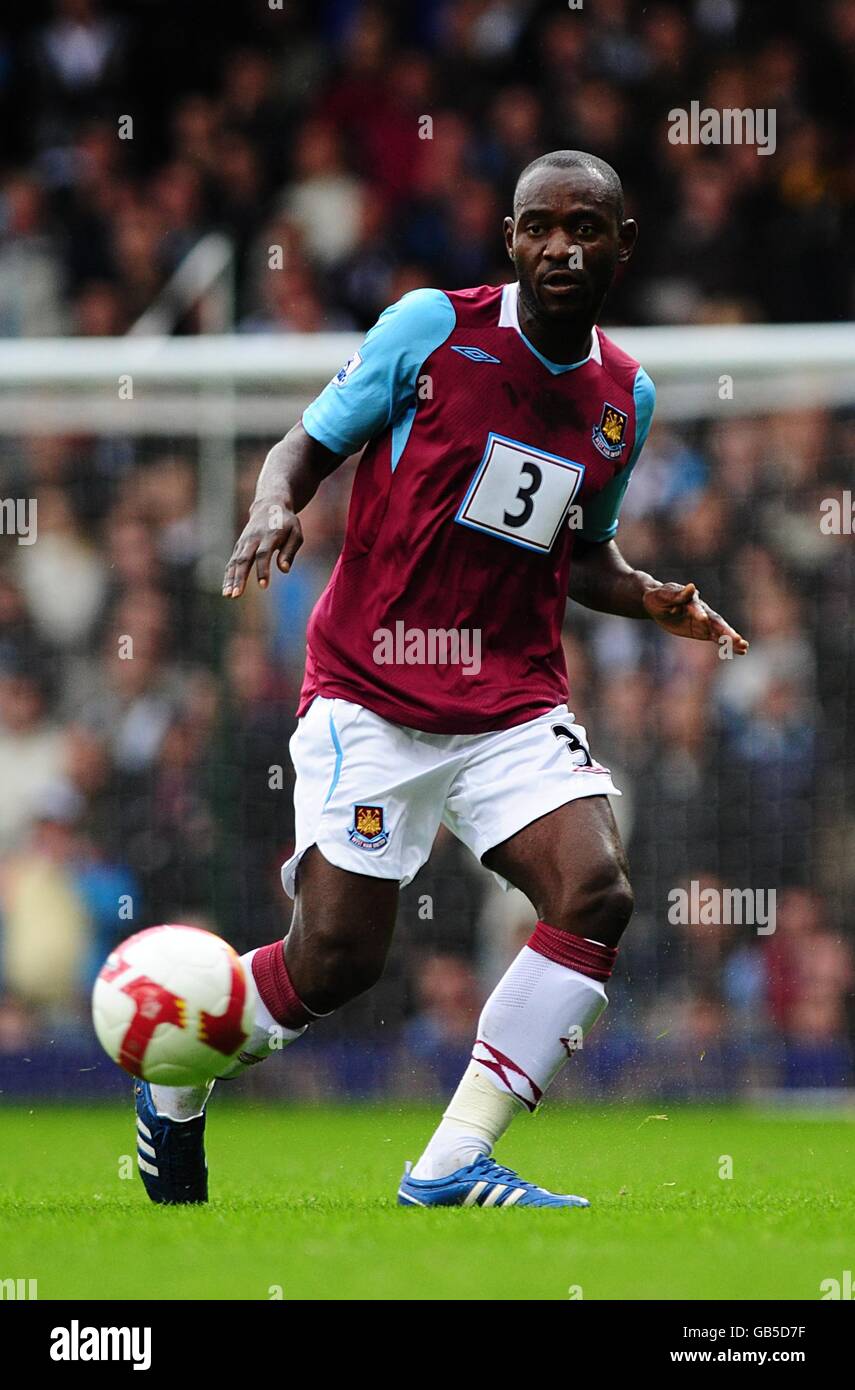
[543,236,571,260]
[543,231,580,263]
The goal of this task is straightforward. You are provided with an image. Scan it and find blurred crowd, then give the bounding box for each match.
[0,0,852,336]
[1,402,853,1094]
[0,0,853,1095]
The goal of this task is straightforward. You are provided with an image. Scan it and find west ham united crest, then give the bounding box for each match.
[348,804,389,851]
[592,402,628,460]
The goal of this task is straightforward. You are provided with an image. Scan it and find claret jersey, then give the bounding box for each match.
[298,282,655,735]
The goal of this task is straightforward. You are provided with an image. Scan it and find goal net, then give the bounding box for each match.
[0,323,852,1101]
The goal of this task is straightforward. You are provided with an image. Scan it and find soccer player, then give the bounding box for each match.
[134,150,747,1207]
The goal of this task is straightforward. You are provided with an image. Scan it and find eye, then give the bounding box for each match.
[577,223,596,237]
[526,223,543,236]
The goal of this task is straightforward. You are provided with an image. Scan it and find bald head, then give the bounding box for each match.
[514,150,624,223]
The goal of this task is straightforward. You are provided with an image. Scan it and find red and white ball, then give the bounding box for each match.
[92,925,254,1085]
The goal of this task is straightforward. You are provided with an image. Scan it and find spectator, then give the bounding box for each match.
[0,668,64,852]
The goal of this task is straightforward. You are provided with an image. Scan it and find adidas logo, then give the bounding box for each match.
[450,346,501,363]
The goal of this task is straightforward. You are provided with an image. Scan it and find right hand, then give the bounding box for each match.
[222,498,303,598]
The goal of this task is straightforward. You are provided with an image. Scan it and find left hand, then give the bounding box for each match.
[642,582,749,655]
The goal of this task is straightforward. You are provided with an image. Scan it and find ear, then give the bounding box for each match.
[617,218,638,264]
[503,215,515,262]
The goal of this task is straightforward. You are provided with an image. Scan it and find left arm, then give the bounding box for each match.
[568,537,749,653]
[568,536,660,618]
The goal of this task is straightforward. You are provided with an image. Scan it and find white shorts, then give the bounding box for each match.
[281,697,620,897]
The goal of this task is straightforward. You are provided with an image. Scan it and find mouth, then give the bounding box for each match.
[539,273,587,299]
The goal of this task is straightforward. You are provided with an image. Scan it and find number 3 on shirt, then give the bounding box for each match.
[455,432,586,554]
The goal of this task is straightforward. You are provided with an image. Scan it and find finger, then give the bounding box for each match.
[650,581,697,613]
[277,525,303,573]
[255,543,274,589]
[716,631,750,654]
[667,582,697,609]
[706,611,750,653]
[222,551,246,597]
[228,538,260,598]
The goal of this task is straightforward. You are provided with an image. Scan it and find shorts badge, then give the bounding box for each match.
[349,803,388,851]
[592,402,628,459]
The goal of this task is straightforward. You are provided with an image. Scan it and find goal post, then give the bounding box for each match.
[0,322,851,429]
[1,322,850,588]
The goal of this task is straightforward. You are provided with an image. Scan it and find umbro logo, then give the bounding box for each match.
[450,346,501,363]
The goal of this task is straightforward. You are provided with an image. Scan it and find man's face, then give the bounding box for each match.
[504,166,637,324]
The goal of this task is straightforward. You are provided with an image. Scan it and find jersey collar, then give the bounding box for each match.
[499,281,601,374]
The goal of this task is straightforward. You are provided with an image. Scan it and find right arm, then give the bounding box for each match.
[222,422,344,597]
[223,288,456,599]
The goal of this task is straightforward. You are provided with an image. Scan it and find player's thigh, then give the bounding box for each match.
[482,792,628,898]
[286,845,400,1000]
[282,695,447,895]
[482,796,633,947]
[444,702,626,919]
[282,695,451,1000]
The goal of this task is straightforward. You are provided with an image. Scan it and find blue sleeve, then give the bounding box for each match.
[579,366,656,543]
[301,288,457,456]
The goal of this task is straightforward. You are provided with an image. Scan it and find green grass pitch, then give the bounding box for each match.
[1,1101,853,1300]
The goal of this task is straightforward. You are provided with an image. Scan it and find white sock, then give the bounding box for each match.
[411,1062,522,1179]
[216,947,307,1078]
[412,945,608,1179]
[150,1080,213,1121]
[149,947,307,1118]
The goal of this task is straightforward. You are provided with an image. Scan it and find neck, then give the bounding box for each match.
[517,287,597,365]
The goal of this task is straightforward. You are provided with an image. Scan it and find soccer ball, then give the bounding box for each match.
[92,925,254,1086]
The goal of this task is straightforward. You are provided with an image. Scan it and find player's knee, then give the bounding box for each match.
[599,871,634,941]
[548,862,634,947]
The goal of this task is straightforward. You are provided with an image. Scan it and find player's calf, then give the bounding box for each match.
[282,846,400,1014]
[284,929,387,1015]
[410,922,618,1189]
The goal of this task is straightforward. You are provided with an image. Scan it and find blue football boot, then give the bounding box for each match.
[134,1080,208,1204]
[397,1154,589,1208]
